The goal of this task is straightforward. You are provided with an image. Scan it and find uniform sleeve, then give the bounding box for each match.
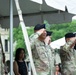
[29,32,41,49]
[54,49,61,65]
[0,50,5,75]
[55,53,61,65]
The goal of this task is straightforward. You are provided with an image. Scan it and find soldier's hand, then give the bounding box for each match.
[73,39,76,45]
[44,36,51,44]
[70,39,76,48]
[36,28,46,35]
[70,37,76,42]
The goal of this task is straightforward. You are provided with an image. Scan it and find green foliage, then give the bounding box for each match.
[13,25,34,56]
[44,20,51,31]
[45,20,76,41]
[27,27,34,36]
[13,20,76,56]
[13,25,26,56]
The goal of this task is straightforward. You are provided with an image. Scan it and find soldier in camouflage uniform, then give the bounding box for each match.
[0,47,3,75]
[30,24,61,75]
[44,31,61,75]
[60,33,76,75]
[0,44,5,75]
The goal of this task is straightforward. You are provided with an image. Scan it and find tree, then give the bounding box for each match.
[13,20,76,55]
[45,20,76,41]
[13,25,34,56]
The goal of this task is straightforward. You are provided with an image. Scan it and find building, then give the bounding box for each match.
[0,25,9,61]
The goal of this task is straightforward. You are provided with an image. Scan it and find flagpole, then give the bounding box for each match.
[10,0,13,75]
[14,0,37,75]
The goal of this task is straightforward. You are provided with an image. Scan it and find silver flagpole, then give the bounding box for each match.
[10,0,13,75]
[14,0,37,75]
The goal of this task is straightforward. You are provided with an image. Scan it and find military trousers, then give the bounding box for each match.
[62,69,76,75]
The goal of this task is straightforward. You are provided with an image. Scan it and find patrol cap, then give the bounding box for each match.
[34,24,45,30]
[46,31,53,36]
[65,32,75,38]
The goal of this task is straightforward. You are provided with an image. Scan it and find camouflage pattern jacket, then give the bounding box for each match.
[0,50,4,75]
[60,40,76,73]
[30,32,61,75]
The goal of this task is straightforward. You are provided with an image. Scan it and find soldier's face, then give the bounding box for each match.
[40,30,47,39]
[66,37,76,42]
[70,37,76,42]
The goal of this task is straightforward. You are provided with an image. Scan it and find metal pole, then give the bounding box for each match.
[10,0,13,75]
[40,5,43,24]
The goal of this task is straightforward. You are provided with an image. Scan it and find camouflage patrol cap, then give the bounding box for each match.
[65,32,75,38]
[34,24,45,30]
[46,31,53,36]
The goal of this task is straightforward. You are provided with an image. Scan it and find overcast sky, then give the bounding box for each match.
[72,16,76,20]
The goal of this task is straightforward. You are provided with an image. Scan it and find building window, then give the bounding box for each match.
[5,39,8,52]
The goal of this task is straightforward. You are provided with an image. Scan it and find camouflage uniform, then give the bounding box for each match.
[30,33,61,75]
[0,49,4,75]
[60,40,76,75]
